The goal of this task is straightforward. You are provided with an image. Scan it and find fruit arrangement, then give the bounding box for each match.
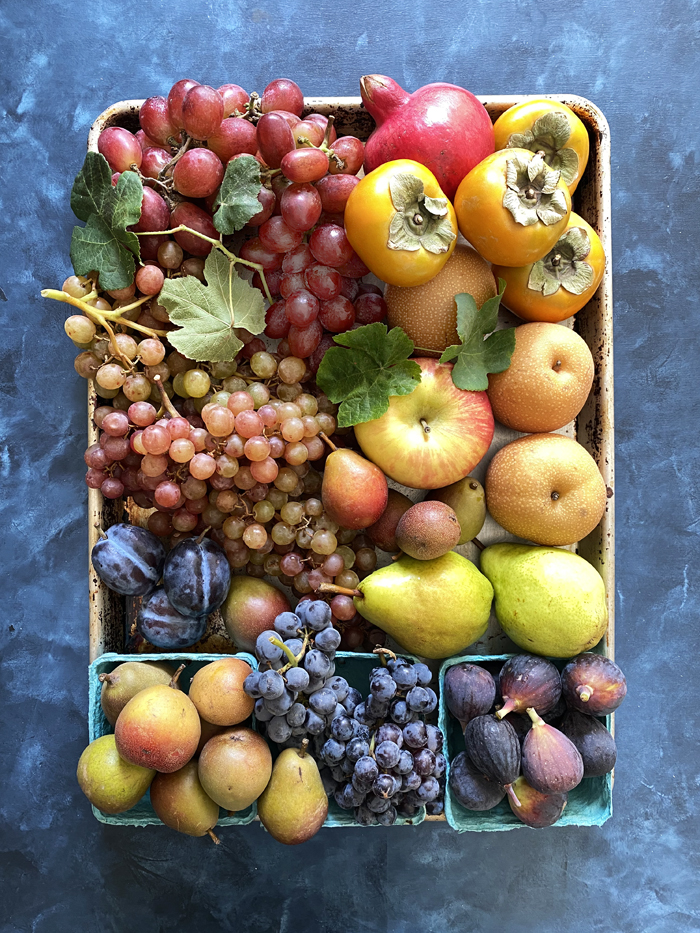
[443,653,626,828]
[45,73,615,835]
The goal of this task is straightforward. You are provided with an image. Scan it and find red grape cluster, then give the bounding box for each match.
[96,76,388,369]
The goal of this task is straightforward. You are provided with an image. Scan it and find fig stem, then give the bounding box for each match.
[169,664,186,689]
[577,685,592,702]
[207,829,221,845]
[525,706,545,726]
[153,374,181,419]
[495,698,516,720]
[471,537,485,551]
[318,582,362,598]
[505,783,521,807]
[318,431,337,452]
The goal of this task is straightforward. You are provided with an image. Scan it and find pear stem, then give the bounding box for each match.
[318,582,362,598]
[471,537,485,552]
[495,698,516,720]
[505,783,521,808]
[207,829,221,844]
[169,664,186,689]
[525,706,545,726]
[98,672,116,685]
[319,431,337,452]
[298,738,309,758]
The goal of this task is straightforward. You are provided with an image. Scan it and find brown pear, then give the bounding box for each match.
[188,658,254,727]
[321,436,388,530]
[114,666,201,773]
[99,661,175,726]
[487,322,594,433]
[485,433,607,546]
[150,760,220,839]
[385,243,497,353]
[366,489,413,552]
[198,726,272,811]
[395,500,460,560]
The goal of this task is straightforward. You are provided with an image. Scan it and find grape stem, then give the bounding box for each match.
[279,630,310,674]
[270,635,299,667]
[153,374,181,419]
[41,289,167,339]
[132,225,273,305]
[318,582,361,598]
[373,647,396,667]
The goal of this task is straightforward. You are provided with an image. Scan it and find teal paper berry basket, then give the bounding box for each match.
[88,652,258,827]
[313,653,425,828]
[438,654,613,832]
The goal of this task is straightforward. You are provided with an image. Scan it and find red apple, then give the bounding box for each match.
[354,358,494,489]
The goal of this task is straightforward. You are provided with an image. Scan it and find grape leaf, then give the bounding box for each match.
[158,249,266,362]
[316,323,422,427]
[438,280,514,390]
[69,154,143,291]
[213,155,263,234]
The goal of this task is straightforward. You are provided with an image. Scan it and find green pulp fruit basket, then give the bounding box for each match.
[313,653,425,829]
[438,654,613,832]
[88,652,258,827]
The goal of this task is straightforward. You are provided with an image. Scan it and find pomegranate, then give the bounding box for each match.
[360,75,495,201]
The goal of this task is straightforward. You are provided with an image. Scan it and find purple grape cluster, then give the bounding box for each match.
[242,602,350,745]
[318,656,445,825]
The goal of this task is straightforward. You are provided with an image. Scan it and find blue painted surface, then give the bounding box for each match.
[1,0,699,930]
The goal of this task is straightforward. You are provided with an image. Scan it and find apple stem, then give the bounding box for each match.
[471,537,485,551]
[318,582,362,598]
[419,418,431,434]
[319,431,338,452]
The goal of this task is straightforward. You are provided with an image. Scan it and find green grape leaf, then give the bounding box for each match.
[316,323,422,427]
[69,156,143,290]
[213,155,264,234]
[158,250,266,361]
[439,280,515,390]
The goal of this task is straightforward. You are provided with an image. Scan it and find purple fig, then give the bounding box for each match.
[561,654,627,716]
[521,708,584,794]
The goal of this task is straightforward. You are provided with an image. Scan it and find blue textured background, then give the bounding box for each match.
[2,1,699,931]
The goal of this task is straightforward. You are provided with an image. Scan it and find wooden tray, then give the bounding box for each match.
[84,97,614,830]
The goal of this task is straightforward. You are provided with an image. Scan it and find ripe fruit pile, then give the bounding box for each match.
[445,653,626,827]
[52,71,616,837]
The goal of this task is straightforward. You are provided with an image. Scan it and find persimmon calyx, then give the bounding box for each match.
[387,173,456,253]
[528,226,595,296]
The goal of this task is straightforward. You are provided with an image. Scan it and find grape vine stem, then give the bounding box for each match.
[132,225,274,304]
[41,289,168,340]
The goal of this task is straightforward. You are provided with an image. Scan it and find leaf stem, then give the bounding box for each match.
[132,225,273,304]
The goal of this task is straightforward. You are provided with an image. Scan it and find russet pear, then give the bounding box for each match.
[485,433,607,546]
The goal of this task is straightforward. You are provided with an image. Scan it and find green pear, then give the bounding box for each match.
[76,734,155,814]
[257,742,328,845]
[349,551,493,659]
[480,544,608,658]
[427,476,486,545]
